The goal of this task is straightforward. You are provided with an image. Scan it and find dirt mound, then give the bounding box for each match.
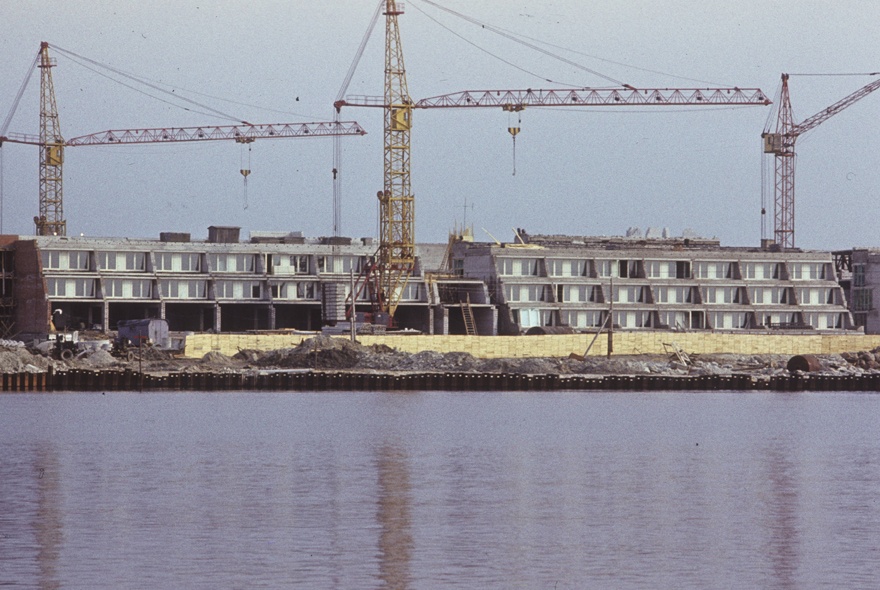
[201,351,238,366]
[0,346,52,373]
[253,336,369,369]
[83,349,118,368]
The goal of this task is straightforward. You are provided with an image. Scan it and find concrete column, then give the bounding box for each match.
[214,303,222,333]
[103,301,110,332]
[268,305,276,330]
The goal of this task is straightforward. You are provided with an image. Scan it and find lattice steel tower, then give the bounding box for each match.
[378,0,414,317]
[37,42,65,236]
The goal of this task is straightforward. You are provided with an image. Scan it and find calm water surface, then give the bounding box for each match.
[1,390,879,589]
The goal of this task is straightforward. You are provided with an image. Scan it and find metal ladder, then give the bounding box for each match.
[461,293,478,336]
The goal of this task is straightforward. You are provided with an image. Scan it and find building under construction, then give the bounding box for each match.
[1,225,876,341]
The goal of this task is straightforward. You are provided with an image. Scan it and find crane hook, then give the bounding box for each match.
[507,108,522,176]
[238,139,253,209]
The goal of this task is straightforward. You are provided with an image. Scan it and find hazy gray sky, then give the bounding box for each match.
[2,0,878,250]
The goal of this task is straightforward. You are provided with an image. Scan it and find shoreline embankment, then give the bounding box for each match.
[3,367,880,393]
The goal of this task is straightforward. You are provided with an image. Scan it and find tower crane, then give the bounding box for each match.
[0,42,367,236]
[334,0,771,323]
[762,73,880,249]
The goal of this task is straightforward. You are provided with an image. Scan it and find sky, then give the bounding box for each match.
[1,0,878,250]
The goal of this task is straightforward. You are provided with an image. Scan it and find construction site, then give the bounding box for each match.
[2,0,880,361]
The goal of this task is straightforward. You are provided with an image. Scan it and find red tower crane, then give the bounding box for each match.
[762,73,880,249]
[0,42,367,236]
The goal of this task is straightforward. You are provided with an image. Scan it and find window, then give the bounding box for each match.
[694,261,733,279]
[215,280,262,299]
[659,311,691,330]
[750,287,793,305]
[105,279,152,299]
[618,260,639,278]
[155,253,202,272]
[645,260,690,279]
[291,255,309,274]
[805,313,843,330]
[701,286,745,304]
[46,278,96,298]
[41,250,90,271]
[504,284,549,303]
[763,312,795,327]
[498,258,539,276]
[790,262,828,280]
[595,260,616,278]
[209,254,255,273]
[655,286,696,304]
[853,264,866,287]
[273,281,317,300]
[853,288,873,311]
[514,308,547,329]
[400,283,423,301]
[317,256,362,274]
[708,312,748,329]
[561,310,604,328]
[613,310,652,328]
[97,252,146,271]
[613,285,650,303]
[160,279,207,299]
[742,262,781,280]
[547,259,587,277]
[796,287,835,306]
[560,285,601,303]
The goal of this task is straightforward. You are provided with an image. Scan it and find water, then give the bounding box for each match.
[2,390,879,589]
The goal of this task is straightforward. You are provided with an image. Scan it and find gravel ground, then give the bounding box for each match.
[4,336,879,378]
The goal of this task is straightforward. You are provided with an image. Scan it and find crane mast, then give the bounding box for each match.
[38,42,65,236]
[378,0,414,318]
[763,73,880,249]
[2,42,367,238]
[335,5,770,323]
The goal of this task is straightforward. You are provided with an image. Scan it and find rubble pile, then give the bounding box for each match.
[5,336,880,379]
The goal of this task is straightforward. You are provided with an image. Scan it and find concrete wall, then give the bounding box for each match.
[184,331,880,360]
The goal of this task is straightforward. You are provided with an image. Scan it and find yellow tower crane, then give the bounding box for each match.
[377,0,415,319]
[38,41,65,236]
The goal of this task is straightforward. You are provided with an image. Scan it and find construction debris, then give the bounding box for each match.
[3,338,880,381]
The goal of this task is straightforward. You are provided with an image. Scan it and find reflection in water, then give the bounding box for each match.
[35,444,62,590]
[376,445,413,590]
[2,391,880,588]
[0,444,63,590]
[765,443,800,590]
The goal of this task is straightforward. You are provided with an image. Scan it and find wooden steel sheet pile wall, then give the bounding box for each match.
[3,368,880,392]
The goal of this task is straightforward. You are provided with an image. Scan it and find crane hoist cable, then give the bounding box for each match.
[332,0,384,236]
[505,106,522,176]
[238,138,254,209]
[50,45,249,124]
[417,0,625,86]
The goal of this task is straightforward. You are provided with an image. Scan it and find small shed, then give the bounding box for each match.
[117,318,170,349]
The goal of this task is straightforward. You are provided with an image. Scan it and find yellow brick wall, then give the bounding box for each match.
[183,332,880,359]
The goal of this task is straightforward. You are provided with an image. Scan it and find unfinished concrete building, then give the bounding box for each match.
[2,227,494,340]
[450,231,857,335]
[835,248,880,333]
[2,225,870,339]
